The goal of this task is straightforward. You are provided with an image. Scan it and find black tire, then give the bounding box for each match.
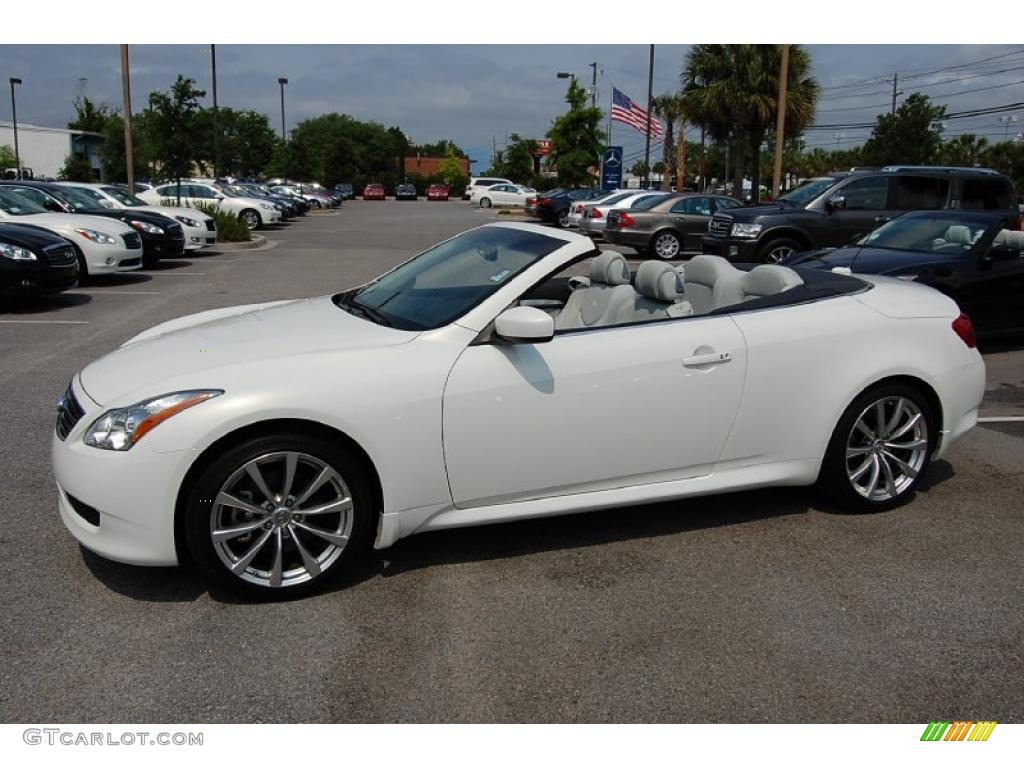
[142,248,160,269]
[183,432,376,599]
[650,230,682,260]
[818,383,936,513]
[758,237,802,264]
[72,243,90,283]
[311,199,322,209]
[240,209,262,230]
[479,197,492,208]
[556,210,570,228]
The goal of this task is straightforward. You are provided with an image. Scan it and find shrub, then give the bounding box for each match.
[194,203,251,242]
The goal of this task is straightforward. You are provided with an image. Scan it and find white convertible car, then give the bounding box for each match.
[52,223,985,597]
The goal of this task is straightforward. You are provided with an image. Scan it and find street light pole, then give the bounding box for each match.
[589,61,598,108]
[278,77,288,182]
[211,44,218,179]
[643,44,654,190]
[998,115,1019,139]
[119,46,134,191]
[9,78,22,178]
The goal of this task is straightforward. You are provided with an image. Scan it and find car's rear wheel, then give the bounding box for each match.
[652,230,682,260]
[759,237,801,263]
[240,209,262,230]
[479,197,492,208]
[557,210,571,228]
[819,384,935,513]
[311,199,322,209]
[184,433,375,598]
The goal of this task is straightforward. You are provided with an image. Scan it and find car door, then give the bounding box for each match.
[442,316,747,507]
[824,175,894,246]
[490,184,513,205]
[668,196,715,251]
[958,237,1024,333]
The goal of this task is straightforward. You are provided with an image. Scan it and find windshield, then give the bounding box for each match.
[100,185,146,206]
[0,188,46,215]
[777,177,843,206]
[53,185,104,209]
[598,192,633,207]
[859,215,990,254]
[338,227,564,331]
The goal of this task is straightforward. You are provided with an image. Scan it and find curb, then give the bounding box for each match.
[209,234,267,251]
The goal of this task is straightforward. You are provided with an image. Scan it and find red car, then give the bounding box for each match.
[363,183,386,200]
[426,183,449,201]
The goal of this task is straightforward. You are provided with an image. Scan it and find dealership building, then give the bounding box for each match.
[0,121,104,180]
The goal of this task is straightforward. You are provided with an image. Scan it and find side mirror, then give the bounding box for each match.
[494,306,555,344]
[214,195,224,201]
[826,195,847,212]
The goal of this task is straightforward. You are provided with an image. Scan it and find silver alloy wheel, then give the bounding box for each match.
[654,231,681,259]
[557,211,570,227]
[210,451,354,588]
[241,210,260,229]
[766,245,795,263]
[845,396,929,502]
[480,197,492,208]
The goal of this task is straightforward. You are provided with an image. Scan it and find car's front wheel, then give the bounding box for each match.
[556,210,570,228]
[759,237,801,263]
[819,384,935,513]
[184,433,375,598]
[479,197,492,208]
[239,209,262,230]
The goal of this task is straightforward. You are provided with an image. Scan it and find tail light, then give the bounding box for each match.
[537,198,551,207]
[1016,213,1022,231]
[952,313,976,349]
[574,204,583,214]
[617,212,636,228]
[587,208,602,219]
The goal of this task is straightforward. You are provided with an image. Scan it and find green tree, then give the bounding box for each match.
[416,139,467,158]
[981,140,1024,196]
[145,76,207,188]
[546,78,603,186]
[68,96,115,134]
[861,93,946,166]
[942,133,989,167]
[494,133,537,183]
[58,154,95,181]
[0,144,16,171]
[651,93,686,189]
[99,112,154,182]
[438,144,466,188]
[682,44,820,200]
[193,107,278,177]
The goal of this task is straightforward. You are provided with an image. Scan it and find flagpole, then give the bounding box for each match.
[606,86,613,147]
[643,44,654,190]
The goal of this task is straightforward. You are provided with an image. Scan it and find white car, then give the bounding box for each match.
[0,187,143,276]
[472,183,535,208]
[57,182,217,251]
[566,189,624,229]
[139,182,281,230]
[52,223,984,597]
[463,177,514,201]
[579,191,669,238]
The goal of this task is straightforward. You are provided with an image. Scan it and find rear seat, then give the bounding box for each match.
[993,229,1024,249]
[739,264,804,300]
[610,262,693,324]
[682,255,745,314]
[554,251,636,330]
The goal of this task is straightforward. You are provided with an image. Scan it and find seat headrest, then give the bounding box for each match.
[741,264,804,298]
[993,229,1024,249]
[685,254,736,287]
[944,225,972,244]
[589,250,631,285]
[634,261,683,302]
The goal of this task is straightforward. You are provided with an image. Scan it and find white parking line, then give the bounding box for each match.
[978,416,1024,423]
[146,272,206,276]
[66,290,160,295]
[0,319,90,325]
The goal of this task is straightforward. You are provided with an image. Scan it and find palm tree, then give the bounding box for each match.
[682,44,819,201]
[651,93,686,190]
[942,134,989,166]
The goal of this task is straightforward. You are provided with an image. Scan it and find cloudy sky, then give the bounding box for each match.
[2,44,1023,171]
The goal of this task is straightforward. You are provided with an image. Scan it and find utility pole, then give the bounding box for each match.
[8,78,21,178]
[771,44,790,199]
[211,44,218,179]
[278,77,288,182]
[643,44,654,190]
[120,45,134,190]
[890,72,902,114]
[589,61,598,108]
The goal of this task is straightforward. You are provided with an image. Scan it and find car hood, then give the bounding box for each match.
[786,246,962,273]
[135,205,213,222]
[3,212,134,237]
[0,221,72,249]
[717,202,810,221]
[79,296,418,406]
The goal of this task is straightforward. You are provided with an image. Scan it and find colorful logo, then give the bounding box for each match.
[921,721,997,741]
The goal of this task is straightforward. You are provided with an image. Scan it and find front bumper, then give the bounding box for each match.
[1,261,78,296]
[701,235,759,261]
[82,244,144,274]
[52,379,187,566]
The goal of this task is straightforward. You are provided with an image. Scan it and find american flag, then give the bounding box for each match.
[610,87,663,140]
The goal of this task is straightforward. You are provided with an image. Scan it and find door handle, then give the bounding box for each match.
[874,216,891,223]
[683,351,732,367]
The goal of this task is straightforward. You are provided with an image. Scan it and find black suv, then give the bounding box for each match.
[702,166,1018,263]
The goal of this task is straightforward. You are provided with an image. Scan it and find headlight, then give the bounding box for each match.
[259,203,274,210]
[84,390,223,451]
[175,215,201,228]
[74,228,119,245]
[730,223,763,239]
[129,220,165,235]
[0,242,36,261]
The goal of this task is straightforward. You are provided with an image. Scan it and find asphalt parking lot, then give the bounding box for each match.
[1,201,1022,723]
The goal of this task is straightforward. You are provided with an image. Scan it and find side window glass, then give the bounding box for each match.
[892,176,949,210]
[835,177,889,211]
[670,197,712,215]
[961,179,1013,210]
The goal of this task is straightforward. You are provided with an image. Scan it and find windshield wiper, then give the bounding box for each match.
[335,291,392,326]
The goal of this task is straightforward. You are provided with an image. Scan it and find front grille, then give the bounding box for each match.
[166,223,184,240]
[709,214,732,236]
[43,243,77,267]
[66,493,100,526]
[205,219,216,232]
[122,232,142,249]
[55,384,85,441]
